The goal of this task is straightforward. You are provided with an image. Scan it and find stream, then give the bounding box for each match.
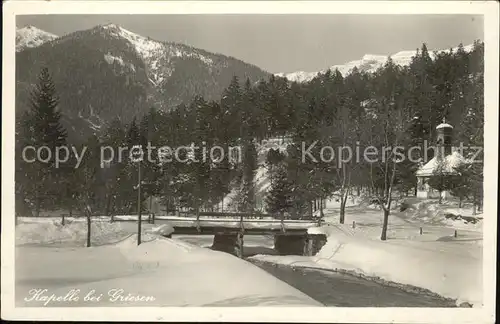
[248,260,456,307]
[177,235,457,307]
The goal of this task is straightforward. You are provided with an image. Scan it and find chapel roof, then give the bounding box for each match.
[416,151,469,177]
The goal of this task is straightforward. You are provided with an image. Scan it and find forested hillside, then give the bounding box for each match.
[15,24,270,141]
[15,41,484,222]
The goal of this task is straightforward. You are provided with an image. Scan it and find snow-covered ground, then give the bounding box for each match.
[15,219,321,307]
[16,217,130,247]
[14,195,484,307]
[251,197,483,307]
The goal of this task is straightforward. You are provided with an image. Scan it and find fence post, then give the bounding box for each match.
[352,221,356,229]
[454,230,458,238]
[195,207,201,232]
[280,212,285,233]
[419,227,423,235]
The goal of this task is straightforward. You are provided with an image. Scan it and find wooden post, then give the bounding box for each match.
[237,233,244,258]
[352,221,355,229]
[137,160,142,246]
[454,230,457,238]
[195,205,201,233]
[280,211,285,233]
[419,227,423,235]
[304,235,313,256]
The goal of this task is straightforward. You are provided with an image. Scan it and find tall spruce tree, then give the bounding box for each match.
[19,67,67,216]
[237,140,257,212]
[266,163,293,217]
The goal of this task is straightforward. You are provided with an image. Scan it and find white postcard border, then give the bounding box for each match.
[2,1,498,323]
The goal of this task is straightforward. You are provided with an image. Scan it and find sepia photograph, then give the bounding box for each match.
[2,1,498,323]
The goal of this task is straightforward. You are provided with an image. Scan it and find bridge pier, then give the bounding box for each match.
[211,233,244,258]
[309,234,328,255]
[274,234,307,256]
[274,234,327,256]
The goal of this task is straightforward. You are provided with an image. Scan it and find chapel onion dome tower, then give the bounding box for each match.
[436,117,453,158]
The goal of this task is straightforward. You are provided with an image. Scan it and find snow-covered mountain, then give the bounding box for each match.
[95,24,218,87]
[16,26,58,52]
[16,23,270,141]
[277,44,474,83]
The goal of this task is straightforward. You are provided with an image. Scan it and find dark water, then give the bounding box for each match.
[250,260,457,307]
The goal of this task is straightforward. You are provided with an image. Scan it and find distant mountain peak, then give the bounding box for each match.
[277,43,475,83]
[101,23,165,59]
[101,23,121,29]
[89,23,219,87]
[16,25,58,52]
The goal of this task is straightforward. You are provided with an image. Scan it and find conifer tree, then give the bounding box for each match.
[237,140,257,212]
[139,108,163,213]
[124,118,145,213]
[266,163,293,217]
[19,67,67,216]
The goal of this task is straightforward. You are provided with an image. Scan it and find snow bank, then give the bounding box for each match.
[400,199,483,231]
[251,228,482,307]
[16,217,130,246]
[16,233,322,307]
[15,219,321,306]
[147,223,174,236]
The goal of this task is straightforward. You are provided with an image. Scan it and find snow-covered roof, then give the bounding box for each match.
[416,151,468,177]
[436,123,454,129]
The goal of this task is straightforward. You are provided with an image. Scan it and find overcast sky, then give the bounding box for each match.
[17,15,483,73]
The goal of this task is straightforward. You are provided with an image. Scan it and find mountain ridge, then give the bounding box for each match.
[276,44,475,82]
[15,23,271,141]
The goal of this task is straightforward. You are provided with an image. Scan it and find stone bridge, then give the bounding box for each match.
[114,214,328,258]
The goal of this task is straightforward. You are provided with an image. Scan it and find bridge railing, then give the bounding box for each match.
[18,212,324,227]
[176,210,321,220]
